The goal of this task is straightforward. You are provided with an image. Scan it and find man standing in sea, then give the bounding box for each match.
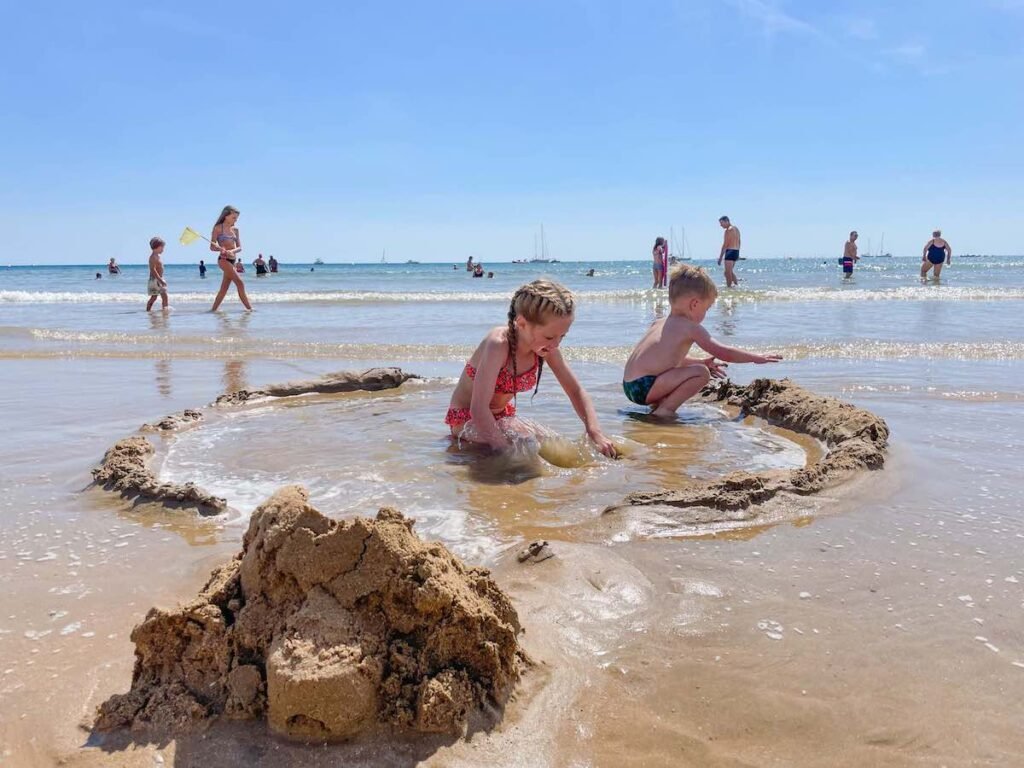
[717,216,741,288]
[842,231,859,279]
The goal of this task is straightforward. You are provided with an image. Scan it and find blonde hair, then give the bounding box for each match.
[507,279,575,399]
[215,205,240,227]
[668,263,718,303]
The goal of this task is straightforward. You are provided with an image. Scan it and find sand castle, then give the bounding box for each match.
[95,486,524,740]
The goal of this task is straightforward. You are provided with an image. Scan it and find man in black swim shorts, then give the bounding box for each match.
[717,215,741,288]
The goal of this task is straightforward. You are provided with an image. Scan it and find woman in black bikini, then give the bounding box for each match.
[209,205,253,311]
[921,229,952,281]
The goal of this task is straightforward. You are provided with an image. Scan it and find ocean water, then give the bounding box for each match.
[3,256,1024,765]
[3,257,1024,362]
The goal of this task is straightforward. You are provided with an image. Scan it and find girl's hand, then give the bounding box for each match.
[754,354,783,364]
[588,429,619,458]
[703,356,728,378]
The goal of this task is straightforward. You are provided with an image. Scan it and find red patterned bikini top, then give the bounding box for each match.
[465,355,538,394]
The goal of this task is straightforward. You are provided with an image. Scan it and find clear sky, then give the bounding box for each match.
[2,0,1022,264]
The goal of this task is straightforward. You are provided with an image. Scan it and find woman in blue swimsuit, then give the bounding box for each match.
[921,229,951,281]
[209,205,253,311]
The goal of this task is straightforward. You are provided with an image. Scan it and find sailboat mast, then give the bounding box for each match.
[541,224,547,260]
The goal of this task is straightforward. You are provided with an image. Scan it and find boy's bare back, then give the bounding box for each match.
[624,315,705,381]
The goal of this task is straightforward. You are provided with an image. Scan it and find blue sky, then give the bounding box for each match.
[2,0,1022,264]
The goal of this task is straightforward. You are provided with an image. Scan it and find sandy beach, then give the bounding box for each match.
[2,260,1023,766]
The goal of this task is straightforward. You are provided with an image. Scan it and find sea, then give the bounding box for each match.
[1,256,1023,766]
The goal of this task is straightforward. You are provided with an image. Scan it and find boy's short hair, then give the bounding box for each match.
[668,264,718,303]
[149,237,165,249]
[719,215,730,223]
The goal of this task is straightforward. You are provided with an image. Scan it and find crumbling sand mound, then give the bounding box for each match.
[91,437,227,515]
[142,409,203,432]
[606,378,889,515]
[215,367,416,405]
[94,486,524,741]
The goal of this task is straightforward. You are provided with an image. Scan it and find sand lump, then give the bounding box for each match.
[91,436,228,515]
[606,377,889,516]
[94,486,523,741]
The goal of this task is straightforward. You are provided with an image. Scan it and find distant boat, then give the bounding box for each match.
[862,233,892,258]
[313,258,324,265]
[669,226,692,262]
[529,224,559,263]
[381,249,387,264]
[405,260,420,264]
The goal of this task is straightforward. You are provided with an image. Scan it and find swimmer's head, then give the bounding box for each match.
[850,231,858,239]
[719,215,730,227]
[149,237,165,252]
[933,229,942,237]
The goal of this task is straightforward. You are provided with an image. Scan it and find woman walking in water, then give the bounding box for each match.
[209,205,253,311]
[651,237,667,289]
[921,229,952,281]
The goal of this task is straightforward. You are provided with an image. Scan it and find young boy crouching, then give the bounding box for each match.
[622,264,781,418]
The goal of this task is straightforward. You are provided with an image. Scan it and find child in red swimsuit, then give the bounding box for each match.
[445,279,618,457]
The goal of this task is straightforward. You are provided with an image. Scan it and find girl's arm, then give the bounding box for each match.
[545,350,618,457]
[468,333,512,450]
[210,226,222,253]
[692,324,781,364]
[231,228,242,256]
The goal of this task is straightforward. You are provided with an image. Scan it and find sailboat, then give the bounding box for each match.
[862,234,892,258]
[529,224,558,263]
[669,226,692,263]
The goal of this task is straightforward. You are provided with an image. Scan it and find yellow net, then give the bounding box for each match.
[179,227,204,246]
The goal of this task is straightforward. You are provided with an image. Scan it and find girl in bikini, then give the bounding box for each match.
[445,279,618,457]
[209,205,253,312]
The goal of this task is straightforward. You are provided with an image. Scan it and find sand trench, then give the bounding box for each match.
[87,369,888,745]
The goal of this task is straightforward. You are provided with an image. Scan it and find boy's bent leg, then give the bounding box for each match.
[646,364,711,418]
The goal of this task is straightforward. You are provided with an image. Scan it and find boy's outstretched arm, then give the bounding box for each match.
[692,325,782,364]
[546,350,618,457]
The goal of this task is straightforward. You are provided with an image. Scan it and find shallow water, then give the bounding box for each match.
[2,258,1024,766]
[156,380,809,562]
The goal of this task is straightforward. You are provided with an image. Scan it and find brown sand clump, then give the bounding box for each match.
[215,366,416,405]
[142,408,203,432]
[606,378,889,515]
[94,486,523,741]
[91,437,227,515]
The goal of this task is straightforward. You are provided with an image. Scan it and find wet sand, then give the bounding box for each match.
[2,356,1023,767]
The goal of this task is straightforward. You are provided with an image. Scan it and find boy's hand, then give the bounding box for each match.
[588,429,619,458]
[754,354,783,364]
[703,356,728,378]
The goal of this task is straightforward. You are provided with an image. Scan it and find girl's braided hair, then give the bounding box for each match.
[506,279,575,401]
